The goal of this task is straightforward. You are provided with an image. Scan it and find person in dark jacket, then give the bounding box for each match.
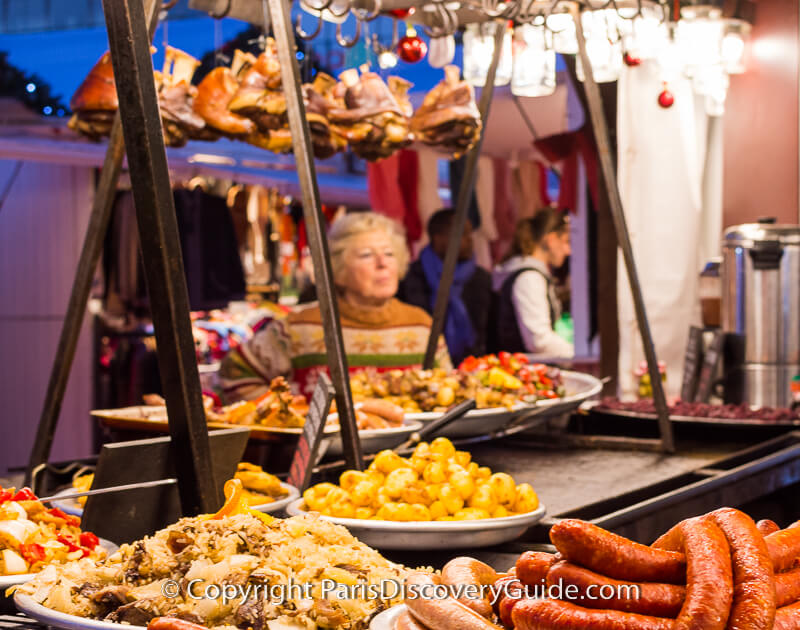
[398,208,491,365]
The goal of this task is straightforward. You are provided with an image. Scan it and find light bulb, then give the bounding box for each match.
[378,50,398,69]
[463,22,512,87]
[512,24,556,97]
[721,19,750,74]
[546,12,578,54]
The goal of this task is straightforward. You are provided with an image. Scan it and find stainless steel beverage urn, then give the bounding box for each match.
[721,219,800,407]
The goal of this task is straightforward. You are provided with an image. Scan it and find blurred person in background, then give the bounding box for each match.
[220,212,451,400]
[492,208,573,358]
[398,208,491,365]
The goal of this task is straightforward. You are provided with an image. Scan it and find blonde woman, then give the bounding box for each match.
[221,212,452,400]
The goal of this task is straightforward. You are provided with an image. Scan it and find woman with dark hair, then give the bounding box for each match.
[492,208,573,357]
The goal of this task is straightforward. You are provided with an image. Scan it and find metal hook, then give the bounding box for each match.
[296,10,324,40]
[336,19,362,47]
[352,0,382,22]
[208,0,232,19]
[422,2,458,38]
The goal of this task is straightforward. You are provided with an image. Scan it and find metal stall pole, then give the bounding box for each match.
[267,0,363,470]
[101,0,219,512]
[423,22,505,368]
[25,0,162,488]
[571,7,675,452]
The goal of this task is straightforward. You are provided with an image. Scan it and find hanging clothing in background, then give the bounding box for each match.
[491,157,517,263]
[414,147,445,255]
[471,156,497,270]
[616,60,706,400]
[367,149,422,245]
[448,155,482,230]
[511,160,547,220]
[103,191,148,317]
[173,187,246,311]
[534,129,597,214]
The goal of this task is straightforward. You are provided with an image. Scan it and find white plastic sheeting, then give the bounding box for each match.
[616,60,722,399]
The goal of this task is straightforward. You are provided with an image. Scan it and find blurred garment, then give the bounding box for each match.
[492,256,573,357]
[220,298,452,400]
[399,246,491,364]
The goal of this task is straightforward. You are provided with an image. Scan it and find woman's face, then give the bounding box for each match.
[339,230,399,305]
[544,230,571,268]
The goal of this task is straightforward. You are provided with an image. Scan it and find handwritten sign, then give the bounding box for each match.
[695,330,725,403]
[681,326,705,402]
[288,373,335,492]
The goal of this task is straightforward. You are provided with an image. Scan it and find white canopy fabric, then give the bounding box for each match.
[616,59,719,400]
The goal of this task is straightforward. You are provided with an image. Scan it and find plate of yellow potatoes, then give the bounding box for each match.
[285,438,545,549]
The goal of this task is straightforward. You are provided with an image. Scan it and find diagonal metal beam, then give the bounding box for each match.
[101,0,220,511]
[571,6,675,453]
[266,0,363,470]
[424,21,505,369]
[25,0,161,487]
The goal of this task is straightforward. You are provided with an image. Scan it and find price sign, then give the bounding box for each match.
[695,330,725,403]
[681,326,705,402]
[288,373,335,493]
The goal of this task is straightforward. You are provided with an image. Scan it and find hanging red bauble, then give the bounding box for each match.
[623,51,641,67]
[658,87,674,108]
[389,7,414,18]
[397,29,427,63]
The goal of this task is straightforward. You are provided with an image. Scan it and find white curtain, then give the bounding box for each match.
[616,60,721,399]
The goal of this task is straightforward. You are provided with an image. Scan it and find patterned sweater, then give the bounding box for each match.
[220,298,452,400]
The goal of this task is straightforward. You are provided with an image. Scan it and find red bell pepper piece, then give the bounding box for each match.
[20,543,46,564]
[79,531,100,549]
[12,488,37,502]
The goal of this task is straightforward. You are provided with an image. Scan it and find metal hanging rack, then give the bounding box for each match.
[26,0,677,509]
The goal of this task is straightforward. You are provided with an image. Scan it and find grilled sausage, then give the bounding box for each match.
[441,557,499,619]
[774,601,800,630]
[550,519,686,584]
[776,567,800,607]
[545,560,685,618]
[516,551,556,588]
[709,508,775,630]
[766,524,800,572]
[405,571,503,630]
[756,519,781,537]
[671,518,733,630]
[511,598,674,630]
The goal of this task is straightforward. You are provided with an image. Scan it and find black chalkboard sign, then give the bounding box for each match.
[681,326,705,402]
[288,373,335,492]
[695,330,725,402]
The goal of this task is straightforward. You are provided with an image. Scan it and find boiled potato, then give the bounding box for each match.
[384,468,418,498]
[373,450,410,474]
[422,461,447,484]
[303,439,540,522]
[514,483,539,513]
[438,483,465,515]
[468,483,497,512]
[449,470,476,500]
[488,473,517,506]
[430,437,456,459]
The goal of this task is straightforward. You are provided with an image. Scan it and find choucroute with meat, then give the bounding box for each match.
[14,512,408,630]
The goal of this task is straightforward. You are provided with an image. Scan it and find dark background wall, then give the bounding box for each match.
[723,0,799,227]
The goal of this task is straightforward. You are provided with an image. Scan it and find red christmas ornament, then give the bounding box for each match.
[658,84,674,108]
[397,28,427,63]
[389,7,414,18]
[623,51,641,67]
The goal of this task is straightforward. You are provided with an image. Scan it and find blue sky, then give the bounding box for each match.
[0,10,448,112]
